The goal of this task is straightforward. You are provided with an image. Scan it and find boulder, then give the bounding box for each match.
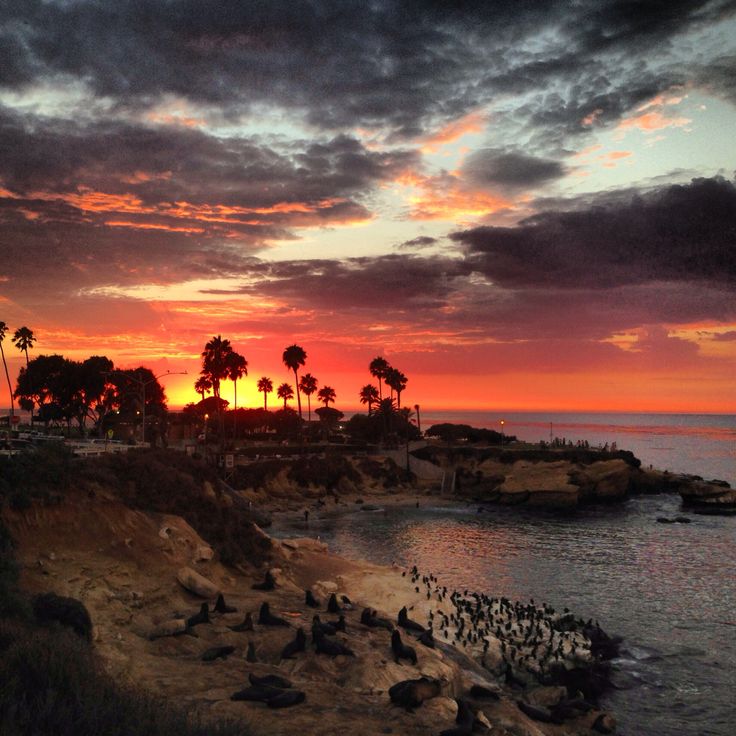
[176,566,219,598]
[149,618,187,640]
[525,686,567,708]
[194,546,214,562]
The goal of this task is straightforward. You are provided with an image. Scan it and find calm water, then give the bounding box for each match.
[273,496,736,735]
[417,412,736,487]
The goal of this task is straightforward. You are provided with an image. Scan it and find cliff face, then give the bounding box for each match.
[4,490,616,736]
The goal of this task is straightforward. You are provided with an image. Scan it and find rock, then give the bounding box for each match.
[176,566,219,598]
[679,477,736,513]
[149,618,187,640]
[158,526,171,539]
[195,546,214,562]
[525,686,567,708]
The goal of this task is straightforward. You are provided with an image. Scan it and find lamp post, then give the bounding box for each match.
[414,404,421,435]
[500,419,505,448]
[203,413,209,447]
[105,369,187,446]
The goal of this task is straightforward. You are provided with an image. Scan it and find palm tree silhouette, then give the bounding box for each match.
[299,372,318,422]
[226,351,248,439]
[369,356,390,400]
[277,382,294,409]
[201,335,233,401]
[0,322,14,420]
[12,326,34,421]
[317,385,336,407]
[385,368,408,408]
[359,384,380,414]
[257,376,273,410]
[194,375,212,401]
[282,345,306,418]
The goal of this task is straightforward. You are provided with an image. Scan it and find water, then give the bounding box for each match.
[417,412,736,487]
[273,496,736,735]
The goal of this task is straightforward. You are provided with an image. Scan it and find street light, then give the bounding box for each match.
[500,419,505,448]
[105,369,187,446]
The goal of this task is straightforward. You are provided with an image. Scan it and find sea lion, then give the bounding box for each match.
[305,590,320,608]
[229,612,254,632]
[186,602,210,628]
[388,677,442,709]
[391,629,417,665]
[398,606,426,633]
[468,684,500,700]
[326,614,346,632]
[517,700,554,723]
[231,685,284,702]
[361,607,394,631]
[201,645,235,662]
[313,628,355,657]
[440,698,475,736]
[258,602,289,627]
[246,641,257,662]
[214,594,237,614]
[267,690,306,708]
[327,593,340,613]
[249,673,293,689]
[417,628,435,648]
[281,628,307,659]
[252,570,276,591]
[312,614,337,637]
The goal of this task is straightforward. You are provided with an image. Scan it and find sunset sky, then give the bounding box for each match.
[1,1,735,412]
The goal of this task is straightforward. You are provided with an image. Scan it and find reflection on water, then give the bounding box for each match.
[273,496,736,736]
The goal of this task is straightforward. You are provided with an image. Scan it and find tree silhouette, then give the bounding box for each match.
[385,367,408,408]
[282,344,306,418]
[257,376,273,410]
[359,384,379,414]
[12,326,35,421]
[277,382,294,409]
[0,322,14,419]
[226,351,248,439]
[299,372,318,422]
[369,356,390,400]
[317,385,336,407]
[194,375,212,401]
[201,335,232,401]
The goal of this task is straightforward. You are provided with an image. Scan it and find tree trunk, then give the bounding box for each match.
[0,344,13,418]
[293,369,302,418]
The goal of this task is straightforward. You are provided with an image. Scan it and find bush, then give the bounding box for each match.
[0,520,30,620]
[0,622,244,736]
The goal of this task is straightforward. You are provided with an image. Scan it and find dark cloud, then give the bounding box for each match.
[451,177,736,289]
[2,1,734,139]
[399,236,438,249]
[462,149,566,191]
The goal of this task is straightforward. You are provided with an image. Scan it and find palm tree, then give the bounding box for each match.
[194,375,212,401]
[385,368,408,408]
[0,322,14,419]
[226,351,248,439]
[12,326,35,421]
[257,376,273,410]
[299,373,318,422]
[414,404,421,434]
[282,344,307,418]
[369,356,390,400]
[359,384,380,414]
[277,382,294,409]
[201,335,233,401]
[317,385,336,407]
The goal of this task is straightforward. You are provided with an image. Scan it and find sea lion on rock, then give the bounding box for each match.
[361,607,394,631]
[229,612,254,632]
[327,593,340,613]
[439,698,475,736]
[252,570,276,591]
[246,641,257,662]
[391,629,417,665]
[249,673,293,689]
[281,628,307,659]
[417,628,435,648]
[214,594,237,614]
[231,685,284,702]
[267,690,306,708]
[517,700,556,723]
[258,602,289,627]
[388,677,442,709]
[326,614,346,632]
[305,589,320,608]
[313,628,355,657]
[398,606,426,634]
[186,602,210,628]
[312,615,337,637]
[201,645,235,662]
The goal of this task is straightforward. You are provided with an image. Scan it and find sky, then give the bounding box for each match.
[1,0,735,413]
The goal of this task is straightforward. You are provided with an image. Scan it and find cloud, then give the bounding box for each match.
[451,177,736,289]
[398,236,439,249]
[462,149,567,192]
